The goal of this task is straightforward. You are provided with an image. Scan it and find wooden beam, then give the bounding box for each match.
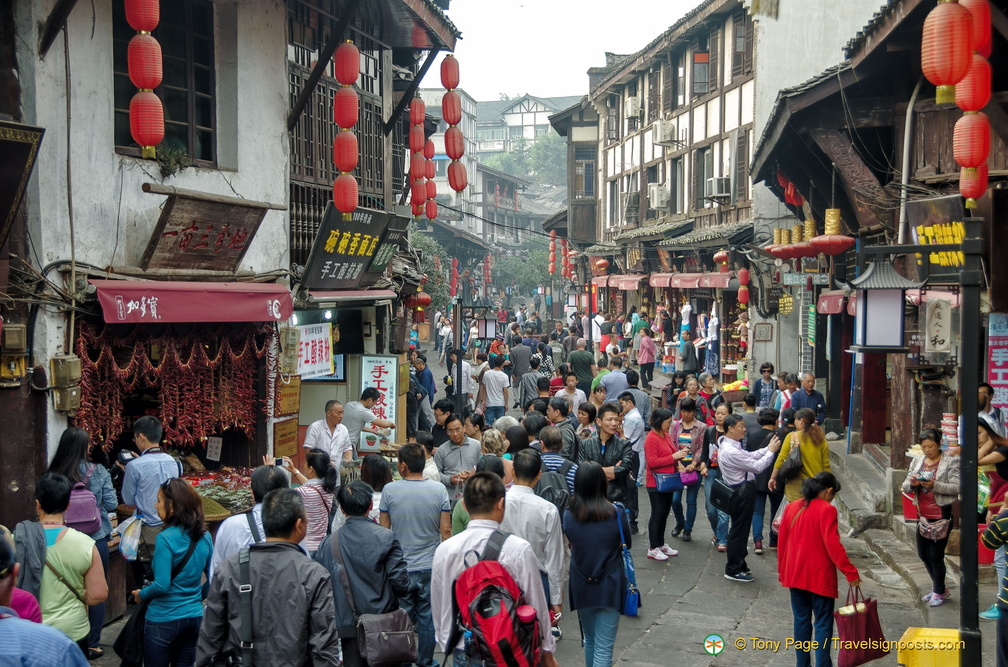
[383,48,440,136]
[984,98,1008,147]
[808,97,895,131]
[810,129,890,230]
[847,0,928,69]
[287,0,362,132]
[38,0,80,58]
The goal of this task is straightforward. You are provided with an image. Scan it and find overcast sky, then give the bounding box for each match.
[420,0,698,102]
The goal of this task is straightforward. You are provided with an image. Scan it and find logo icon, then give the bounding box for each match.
[704,634,725,656]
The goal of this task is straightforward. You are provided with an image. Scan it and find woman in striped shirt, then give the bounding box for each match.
[289,448,337,557]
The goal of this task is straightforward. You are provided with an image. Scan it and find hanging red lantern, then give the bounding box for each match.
[549,252,556,263]
[806,276,814,291]
[953,111,990,168]
[425,160,435,180]
[416,292,433,308]
[411,179,427,205]
[445,127,464,160]
[774,270,781,283]
[409,125,425,153]
[333,130,358,174]
[426,199,438,220]
[411,202,424,217]
[738,268,750,286]
[793,241,815,258]
[410,152,426,181]
[548,264,556,276]
[442,91,462,125]
[125,0,159,32]
[127,34,162,90]
[333,86,359,129]
[961,0,991,51]
[738,285,750,306]
[441,54,460,89]
[448,161,468,192]
[713,249,729,272]
[595,258,609,271]
[333,174,358,220]
[809,235,855,256]
[129,91,164,158]
[409,97,426,126]
[549,242,557,252]
[550,230,557,240]
[426,179,437,200]
[956,54,991,111]
[334,41,360,86]
[404,293,420,308]
[961,162,989,208]
[424,139,436,161]
[921,0,973,104]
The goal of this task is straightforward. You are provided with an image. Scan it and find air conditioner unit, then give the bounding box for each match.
[625,96,641,118]
[651,119,677,146]
[278,327,300,375]
[705,176,731,199]
[647,183,669,209]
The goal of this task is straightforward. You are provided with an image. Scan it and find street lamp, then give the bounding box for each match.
[841,260,925,354]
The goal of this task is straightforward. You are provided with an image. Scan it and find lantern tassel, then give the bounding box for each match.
[966,198,978,209]
[141,145,156,159]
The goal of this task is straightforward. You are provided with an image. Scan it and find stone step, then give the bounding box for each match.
[828,442,888,513]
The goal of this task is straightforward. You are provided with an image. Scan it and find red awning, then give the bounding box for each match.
[847,292,857,317]
[614,274,648,291]
[816,290,847,315]
[89,280,293,324]
[699,273,732,289]
[591,275,611,287]
[309,290,398,304]
[668,273,702,289]
[649,274,673,288]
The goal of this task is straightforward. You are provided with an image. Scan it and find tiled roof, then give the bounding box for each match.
[583,243,621,255]
[659,220,752,248]
[476,95,588,123]
[843,1,901,59]
[839,259,925,290]
[613,219,693,242]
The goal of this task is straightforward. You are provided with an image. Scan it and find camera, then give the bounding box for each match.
[275,458,286,467]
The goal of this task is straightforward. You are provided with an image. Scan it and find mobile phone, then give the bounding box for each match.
[275,458,286,467]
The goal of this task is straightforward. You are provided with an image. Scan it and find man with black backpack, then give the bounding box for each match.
[501,450,565,641]
[431,472,558,667]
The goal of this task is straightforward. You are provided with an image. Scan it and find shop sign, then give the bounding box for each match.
[301,204,393,290]
[0,120,44,253]
[368,214,410,274]
[807,304,817,346]
[360,355,398,450]
[296,323,334,379]
[275,376,302,417]
[766,287,783,313]
[206,436,223,462]
[782,272,829,286]
[273,417,300,458]
[987,314,1008,409]
[924,298,952,355]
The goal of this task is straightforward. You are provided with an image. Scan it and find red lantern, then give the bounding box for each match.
[125,0,159,32]
[809,235,855,256]
[774,270,781,283]
[426,179,437,200]
[548,264,556,275]
[595,258,609,271]
[333,130,358,173]
[410,152,426,181]
[441,54,460,89]
[445,126,465,160]
[738,285,750,305]
[793,241,815,258]
[333,174,358,220]
[738,268,750,286]
[409,97,426,126]
[411,179,427,205]
[411,202,424,217]
[806,276,814,291]
[713,249,729,264]
[416,292,433,308]
[550,230,557,240]
[549,242,557,252]
[961,162,989,208]
[127,34,162,90]
[426,199,438,220]
[425,160,435,180]
[921,0,973,104]
[334,41,360,86]
[953,111,990,168]
[129,91,164,158]
[403,293,420,308]
[409,126,425,154]
[442,91,462,125]
[549,252,556,262]
[424,139,436,161]
[961,0,991,51]
[448,161,468,192]
[333,86,359,129]
[956,54,991,112]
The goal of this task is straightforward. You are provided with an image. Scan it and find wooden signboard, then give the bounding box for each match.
[275,376,302,417]
[0,121,44,252]
[273,417,300,458]
[140,194,268,271]
[301,204,395,289]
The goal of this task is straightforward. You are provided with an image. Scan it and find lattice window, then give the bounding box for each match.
[290,181,332,267]
[574,145,595,199]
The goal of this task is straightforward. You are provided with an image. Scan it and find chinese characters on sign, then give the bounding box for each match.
[924,298,952,355]
[115,294,161,320]
[302,204,401,290]
[359,355,398,452]
[368,214,410,274]
[296,323,334,379]
[987,315,1008,411]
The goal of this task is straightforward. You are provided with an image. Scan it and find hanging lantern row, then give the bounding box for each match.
[952,0,992,209]
[126,0,164,158]
[441,54,469,194]
[561,238,570,279]
[424,139,437,221]
[333,41,360,221]
[548,230,557,276]
[449,257,459,298]
[483,254,492,285]
[408,97,427,218]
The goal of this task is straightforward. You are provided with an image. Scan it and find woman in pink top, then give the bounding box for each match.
[637,328,657,390]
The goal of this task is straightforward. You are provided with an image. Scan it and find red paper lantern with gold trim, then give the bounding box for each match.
[411,202,424,217]
[333,87,359,129]
[425,160,435,180]
[334,41,360,86]
[595,258,609,271]
[809,235,855,256]
[961,0,991,51]
[127,34,162,90]
[738,285,749,306]
[416,292,432,308]
[448,161,468,192]
[333,174,358,220]
[953,111,990,168]
[129,91,164,154]
[921,0,973,104]
[409,97,426,126]
[424,139,436,161]
[410,152,426,181]
[426,199,438,220]
[738,268,749,286]
[445,127,464,160]
[333,130,358,174]
[442,91,462,125]
[961,162,989,208]
[411,180,426,205]
[956,54,991,112]
[125,0,159,32]
[409,126,425,154]
[441,54,460,90]
[426,179,437,200]
[793,241,815,258]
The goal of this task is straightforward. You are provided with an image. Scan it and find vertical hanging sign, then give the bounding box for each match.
[987,314,1008,410]
[359,356,398,451]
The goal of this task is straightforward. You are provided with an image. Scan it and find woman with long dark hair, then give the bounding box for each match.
[700,402,731,552]
[131,479,213,667]
[778,472,860,667]
[360,454,393,522]
[643,408,688,560]
[288,448,338,555]
[563,462,629,667]
[768,407,831,502]
[47,427,117,659]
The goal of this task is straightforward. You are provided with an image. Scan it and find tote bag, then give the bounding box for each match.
[832,586,890,667]
[615,504,641,616]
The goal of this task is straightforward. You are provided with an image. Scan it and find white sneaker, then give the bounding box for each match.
[659,544,679,557]
[647,547,669,561]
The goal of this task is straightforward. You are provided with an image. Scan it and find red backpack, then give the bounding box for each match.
[446,531,541,667]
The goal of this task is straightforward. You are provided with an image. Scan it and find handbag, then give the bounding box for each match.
[614,504,641,617]
[680,470,700,486]
[332,532,419,666]
[777,435,804,482]
[653,472,684,493]
[833,586,890,667]
[709,476,737,514]
[114,536,200,666]
[918,516,951,541]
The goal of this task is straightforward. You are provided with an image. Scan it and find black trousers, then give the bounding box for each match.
[624,452,640,527]
[916,525,950,593]
[726,481,756,576]
[639,362,654,388]
[647,489,675,549]
[998,606,1008,667]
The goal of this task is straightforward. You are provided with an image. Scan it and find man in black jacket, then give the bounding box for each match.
[577,402,635,506]
[546,397,580,462]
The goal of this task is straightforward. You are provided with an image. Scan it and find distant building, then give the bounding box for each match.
[417,88,479,234]
[476,94,583,159]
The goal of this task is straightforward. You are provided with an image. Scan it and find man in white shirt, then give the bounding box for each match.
[980,382,1007,437]
[449,349,475,407]
[344,387,396,454]
[302,401,354,475]
[433,414,482,505]
[481,355,510,425]
[209,465,288,579]
[431,472,558,667]
[500,449,565,637]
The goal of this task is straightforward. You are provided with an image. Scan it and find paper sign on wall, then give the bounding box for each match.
[359,356,398,453]
[206,436,223,462]
[296,323,334,379]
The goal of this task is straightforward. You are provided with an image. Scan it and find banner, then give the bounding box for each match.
[359,355,398,452]
[987,314,1008,410]
[296,323,334,379]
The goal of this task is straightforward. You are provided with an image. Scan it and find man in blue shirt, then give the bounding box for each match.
[790,372,827,425]
[0,528,89,666]
[413,355,437,406]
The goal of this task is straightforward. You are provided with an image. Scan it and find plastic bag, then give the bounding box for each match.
[770,499,788,536]
[118,516,142,561]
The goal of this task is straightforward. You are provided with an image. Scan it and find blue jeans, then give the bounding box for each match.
[144,616,201,667]
[579,607,620,667]
[672,481,701,532]
[790,588,834,667]
[752,491,784,543]
[704,469,729,545]
[400,570,438,667]
[89,537,110,648]
[484,405,505,424]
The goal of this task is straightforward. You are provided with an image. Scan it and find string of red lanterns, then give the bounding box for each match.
[409,97,427,218]
[548,230,557,275]
[738,267,750,310]
[954,0,992,208]
[560,238,570,278]
[921,0,973,105]
[333,41,360,221]
[125,0,164,158]
[450,257,459,299]
[441,55,469,196]
[424,139,438,221]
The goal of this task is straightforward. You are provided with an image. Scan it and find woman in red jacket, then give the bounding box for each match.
[778,472,861,667]
[643,408,689,562]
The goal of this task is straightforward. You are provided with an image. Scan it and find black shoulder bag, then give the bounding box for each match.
[207,547,255,666]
